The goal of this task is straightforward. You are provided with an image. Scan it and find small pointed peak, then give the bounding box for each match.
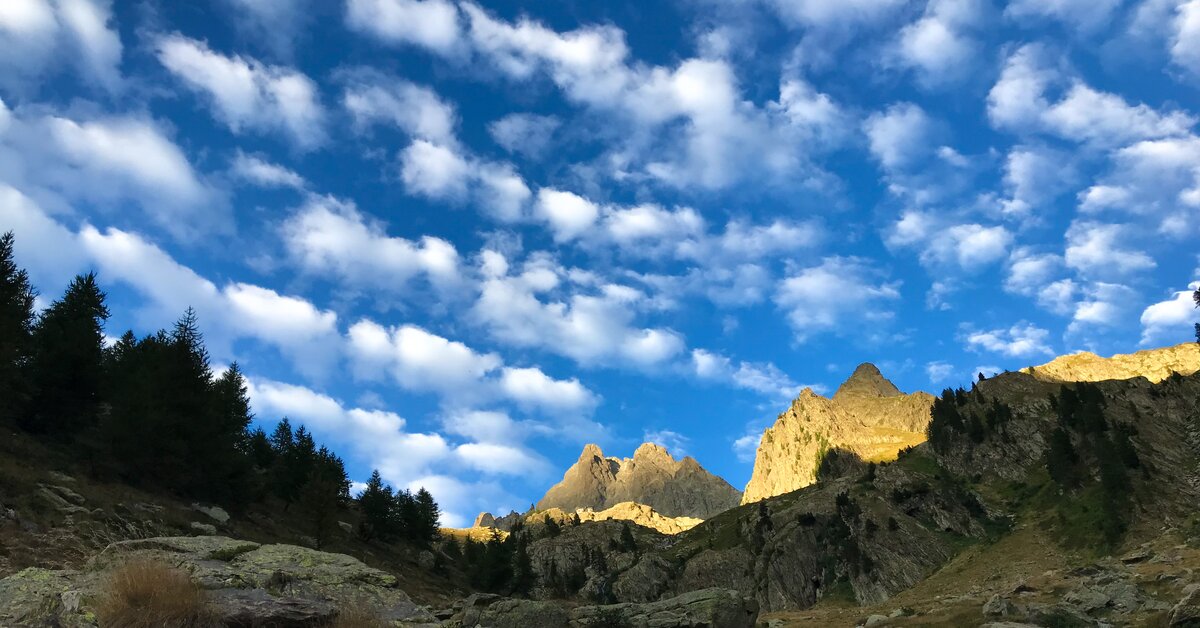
[833,362,902,399]
[580,443,604,460]
[633,442,674,461]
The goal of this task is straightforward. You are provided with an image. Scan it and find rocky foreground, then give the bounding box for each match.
[0,534,758,627]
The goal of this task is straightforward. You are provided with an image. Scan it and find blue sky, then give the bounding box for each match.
[2,0,1199,526]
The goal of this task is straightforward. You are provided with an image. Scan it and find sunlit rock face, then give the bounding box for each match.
[1022,342,1200,384]
[535,443,741,520]
[741,363,934,504]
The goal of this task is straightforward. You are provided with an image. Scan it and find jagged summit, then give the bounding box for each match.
[833,362,903,399]
[743,364,934,504]
[535,442,741,519]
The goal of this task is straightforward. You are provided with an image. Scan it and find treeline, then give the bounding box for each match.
[357,470,441,546]
[0,231,438,548]
[442,515,636,600]
[1044,382,1141,547]
[926,385,1014,451]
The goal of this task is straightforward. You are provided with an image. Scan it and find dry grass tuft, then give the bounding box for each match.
[326,605,388,628]
[94,560,218,627]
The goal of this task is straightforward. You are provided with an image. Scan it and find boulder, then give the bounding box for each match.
[210,588,337,626]
[571,588,758,628]
[983,593,1014,617]
[3,536,438,626]
[461,596,570,628]
[190,521,218,535]
[1170,585,1200,627]
[193,503,231,523]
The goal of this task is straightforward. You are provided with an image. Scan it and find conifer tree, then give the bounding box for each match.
[24,272,109,436]
[0,232,36,424]
[619,522,637,552]
[358,469,396,541]
[414,487,441,545]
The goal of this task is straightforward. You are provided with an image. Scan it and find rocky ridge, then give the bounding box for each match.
[535,442,740,519]
[1022,341,1200,384]
[742,363,934,504]
[538,501,703,535]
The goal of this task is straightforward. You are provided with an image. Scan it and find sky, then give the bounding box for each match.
[1,0,1199,526]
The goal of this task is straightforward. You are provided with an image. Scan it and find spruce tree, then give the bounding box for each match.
[358,469,396,541]
[24,272,109,436]
[0,232,36,424]
[414,487,441,545]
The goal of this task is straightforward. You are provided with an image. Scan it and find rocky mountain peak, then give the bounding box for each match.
[743,365,933,504]
[536,442,741,519]
[579,443,606,461]
[833,362,902,399]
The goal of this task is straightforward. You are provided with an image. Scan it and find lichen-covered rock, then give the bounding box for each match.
[460,595,571,628]
[192,503,231,523]
[571,588,758,628]
[0,567,100,628]
[1170,585,1200,627]
[3,536,438,627]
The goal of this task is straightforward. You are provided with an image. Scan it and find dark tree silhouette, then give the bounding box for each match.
[0,232,36,424]
[24,273,109,436]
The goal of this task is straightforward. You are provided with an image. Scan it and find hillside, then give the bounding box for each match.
[535,442,741,519]
[742,363,934,504]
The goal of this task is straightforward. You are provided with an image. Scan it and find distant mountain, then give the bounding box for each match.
[742,363,934,504]
[535,443,741,519]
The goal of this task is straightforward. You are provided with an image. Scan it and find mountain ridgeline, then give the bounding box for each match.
[536,442,741,520]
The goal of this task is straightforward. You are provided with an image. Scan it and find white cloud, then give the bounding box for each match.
[223,0,307,57]
[246,377,457,505]
[534,188,600,242]
[230,152,305,189]
[399,140,471,199]
[418,4,842,191]
[765,0,908,27]
[0,0,122,93]
[343,72,457,144]
[774,257,901,342]
[1140,281,1200,344]
[989,44,1194,147]
[498,367,599,413]
[1005,0,1123,33]
[0,106,223,237]
[1068,282,1138,335]
[156,34,325,149]
[347,320,501,394]
[281,195,463,298]
[1172,0,1200,75]
[643,429,690,457]
[733,431,760,462]
[345,318,600,415]
[1078,137,1200,227]
[473,251,685,367]
[454,442,550,476]
[489,113,560,158]
[965,323,1054,357]
[1000,145,1076,218]
[887,213,1012,272]
[1064,221,1156,278]
[691,348,801,399]
[926,360,955,383]
[892,0,987,86]
[345,0,462,54]
[864,103,936,171]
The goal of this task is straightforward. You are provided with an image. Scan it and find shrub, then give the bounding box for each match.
[95,561,217,628]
